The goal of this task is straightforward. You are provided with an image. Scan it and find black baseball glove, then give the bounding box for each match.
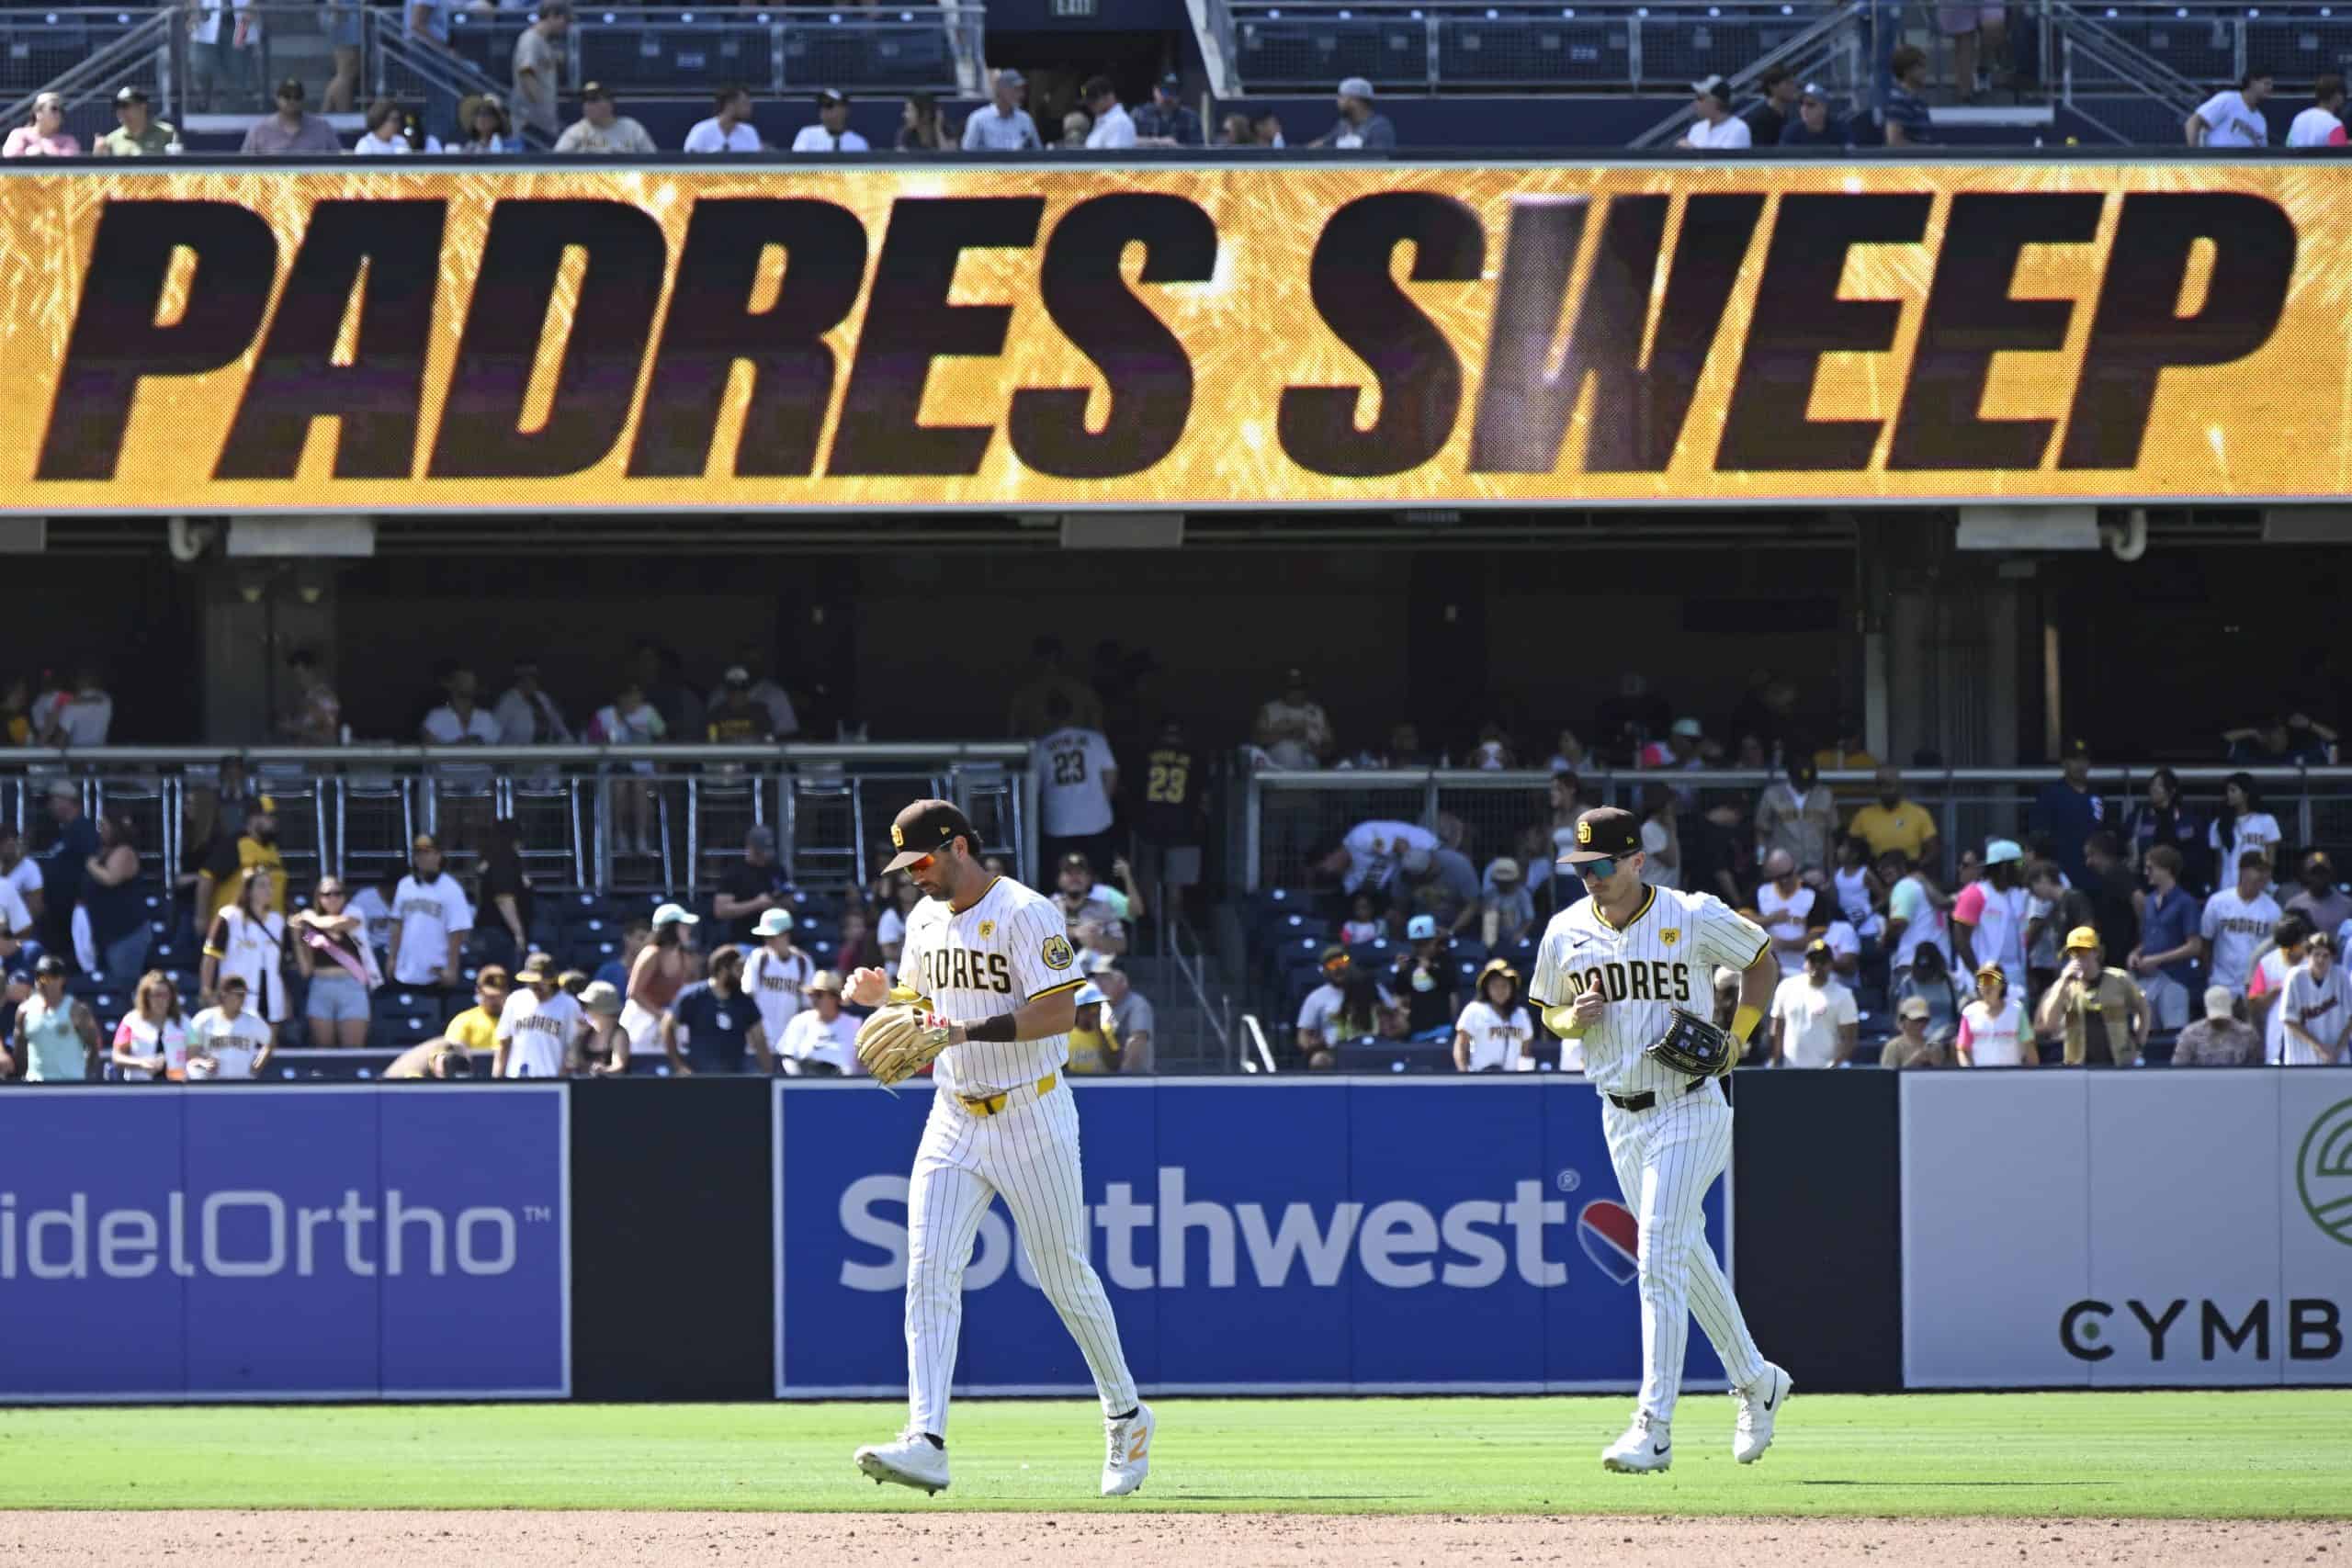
[1644,1007,1742,1079]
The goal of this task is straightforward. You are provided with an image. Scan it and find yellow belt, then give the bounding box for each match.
[958,1072,1058,1119]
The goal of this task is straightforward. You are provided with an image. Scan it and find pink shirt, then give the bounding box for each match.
[4,127,80,157]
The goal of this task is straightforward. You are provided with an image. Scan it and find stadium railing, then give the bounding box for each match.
[2,742,1035,896]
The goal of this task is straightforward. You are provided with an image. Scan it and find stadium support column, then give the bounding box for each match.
[198,543,345,743]
[1863,515,2024,771]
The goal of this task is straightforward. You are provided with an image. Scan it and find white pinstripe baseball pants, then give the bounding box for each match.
[1600,1081,1768,1424]
[902,1084,1139,1437]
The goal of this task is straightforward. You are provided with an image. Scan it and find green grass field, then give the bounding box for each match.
[0,1393,2343,1518]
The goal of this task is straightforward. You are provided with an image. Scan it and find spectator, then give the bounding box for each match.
[1882,45,1933,145]
[1066,980,1124,1073]
[1879,996,1951,1069]
[573,982,630,1081]
[1744,66,1800,145]
[2290,73,2347,145]
[1313,76,1396,149]
[663,945,771,1076]
[2188,66,2274,146]
[1007,636,1104,738]
[1893,941,1962,1039]
[2034,927,2149,1066]
[1095,964,1154,1074]
[494,953,583,1078]
[2029,739,2107,886]
[1635,784,1681,890]
[1385,914,1457,1041]
[0,822,40,937]
[353,100,417,155]
[743,907,812,1040]
[1847,766,1939,866]
[792,87,868,152]
[2246,913,2312,1063]
[587,676,665,852]
[191,0,261,113]
[1829,836,1881,940]
[684,85,763,152]
[509,1,569,140]
[4,92,79,157]
[195,796,284,931]
[2125,767,2204,889]
[707,668,777,745]
[1135,73,1202,145]
[292,874,376,1048]
[2288,850,2352,937]
[10,955,96,1080]
[2278,932,2351,1065]
[2173,983,2262,1066]
[777,970,860,1076]
[2226,711,2335,765]
[94,86,175,155]
[2211,773,2283,884]
[243,78,340,152]
[896,92,953,150]
[421,663,499,749]
[110,972,187,1082]
[1250,667,1334,769]
[1074,916,1125,976]
[82,813,148,985]
[1781,82,1841,146]
[1955,961,2030,1067]
[1756,760,1837,874]
[1295,946,1357,1056]
[710,644,797,739]
[622,903,698,1056]
[2025,860,2097,987]
[1479,859,1538,949]
[1682,800,1749,908]
[594,916,649,993]
[380,1037,473,1078]
[445,966,509,1058]
[705,826,786,949]
[1398,841,1482,935]
[476,816,532,966]
[185,974,275,1080]
[1770,939,1858,1067]
[2201,850,2283,993]
[1051,853,1124,942]
[37,782,97,953]
[1251,109,1287,148]
[1678,75,1753,150]
[2126,844,2202,1032]
[277,649,341,743]
[1319,818,1438,901]
[1341,894,1383,946]
[1130,716,1204,919]
[37,667,113,748]
[1453,957,1534,1073]
[1216,111,1255,148]
[389,834,473,991]
[321,0,360,111]
[1815,910,1862,982]
[457,94,522,152]
[0,857,38,978]
[1951,838,2030,997]
[1547,729,1590,774]
[834,908,875,975]
[199,864,288,1039]
[554,82,653,152]
[349,866,397,959]
[962,69,1041,151]
[1755,849,1816,977]
[1080,76,1136,149]
[492,659,571,745]
[2081,832,2138,964]
[1941,0,2007,105]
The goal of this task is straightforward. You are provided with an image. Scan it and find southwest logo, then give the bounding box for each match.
[1577,1200,1639,1286]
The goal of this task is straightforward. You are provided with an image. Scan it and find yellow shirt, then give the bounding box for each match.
[1813,746,1879,772]
[206,838,287,927]
[1066,1016,1121,1075]
[446,1005,501,1056]
[1846,799,1939,861]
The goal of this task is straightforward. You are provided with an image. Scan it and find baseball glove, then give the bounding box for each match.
[855,1004,953,1087]
[1644,1006,1742,1079]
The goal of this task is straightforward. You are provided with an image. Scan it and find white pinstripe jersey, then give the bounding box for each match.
[899,874,1087,1097]
[1529,885,1769,1097]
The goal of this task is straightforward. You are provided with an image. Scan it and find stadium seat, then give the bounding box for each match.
[781,18,951,93]
[1634,16,1760,86]
[1438,17,1633,87]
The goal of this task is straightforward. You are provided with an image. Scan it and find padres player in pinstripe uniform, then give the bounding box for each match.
[847,799,1154,1498]
[1532,807,1792,1473]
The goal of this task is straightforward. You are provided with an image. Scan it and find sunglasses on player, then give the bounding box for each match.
[1571,854,1629,880]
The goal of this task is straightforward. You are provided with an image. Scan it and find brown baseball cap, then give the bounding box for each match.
[1558,806,1640,864]
[883,798,977,873]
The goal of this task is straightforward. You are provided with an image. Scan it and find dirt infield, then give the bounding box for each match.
[2,1513,2341,1567]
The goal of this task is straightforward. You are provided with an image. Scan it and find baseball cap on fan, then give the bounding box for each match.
[883,798,978,873]
[1559,807,1640,864]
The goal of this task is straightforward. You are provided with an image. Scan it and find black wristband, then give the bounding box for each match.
[967,1013,1017,1043]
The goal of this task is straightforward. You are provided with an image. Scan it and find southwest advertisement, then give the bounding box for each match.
[2,159,2340,513]
[771,1078,1728,1396]
[1901,1073,2352,1390]
[0,1087,571,1402]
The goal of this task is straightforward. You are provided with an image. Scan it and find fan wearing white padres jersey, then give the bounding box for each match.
[1531,807,1791,1474]
[847,799,1153,1501]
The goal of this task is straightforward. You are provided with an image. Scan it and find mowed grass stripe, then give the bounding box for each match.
[0,1393,2343,1517]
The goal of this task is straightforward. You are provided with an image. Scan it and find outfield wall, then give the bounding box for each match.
[1,1072,2341,1404]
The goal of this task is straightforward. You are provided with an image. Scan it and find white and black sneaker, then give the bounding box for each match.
[1734,1363,1792,1463]
[1601,1411,1672,1473]
[854,1428,950,1495]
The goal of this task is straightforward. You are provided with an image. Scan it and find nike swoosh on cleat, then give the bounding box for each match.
[1652,1443,1669,1455]
[1763,1377,1781,1412]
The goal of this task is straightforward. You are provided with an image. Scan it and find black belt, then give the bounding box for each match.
[1608,1078,1708,1113]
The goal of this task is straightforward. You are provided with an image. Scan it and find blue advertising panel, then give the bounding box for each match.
[0,1086,569,1403]
[773,1078,1732,1397]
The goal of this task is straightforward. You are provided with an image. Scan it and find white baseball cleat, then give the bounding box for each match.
[1101,1403,1156,1496]
[854,1428,950,1495]
[1600,1412,1672,1473]
[1734,1363,1792,1464]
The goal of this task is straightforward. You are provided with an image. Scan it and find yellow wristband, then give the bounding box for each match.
[1730,1004,1763,1045]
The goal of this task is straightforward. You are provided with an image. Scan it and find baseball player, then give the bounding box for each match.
[1531,807,1791,1473]
[845,799,1153,1499]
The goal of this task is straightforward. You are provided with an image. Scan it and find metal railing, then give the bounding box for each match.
[368,6,552,149]
[0,9,175,154]
[1239,762,2352,896]
[1629,0,1867,146]
[4,743,1034,897]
